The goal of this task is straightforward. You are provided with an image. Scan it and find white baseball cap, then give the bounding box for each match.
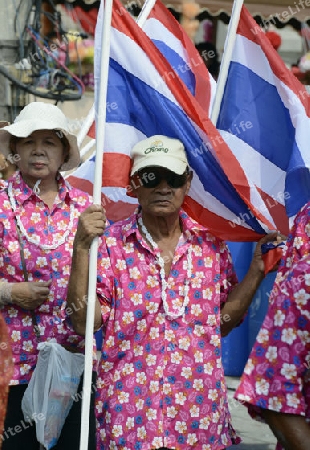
[130,135,188,175]
[0,102,80,171]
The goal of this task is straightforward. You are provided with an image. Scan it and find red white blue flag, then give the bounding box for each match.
[67,0,275,241]
[216,6,310,235]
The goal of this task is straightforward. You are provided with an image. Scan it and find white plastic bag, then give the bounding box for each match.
[22,342,85,450]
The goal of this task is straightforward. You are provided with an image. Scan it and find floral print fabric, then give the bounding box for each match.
[0,171,94,384]
[95,210,240,450]
[235,201,310,448]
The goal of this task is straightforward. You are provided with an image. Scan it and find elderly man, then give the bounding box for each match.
[67,135,280,449]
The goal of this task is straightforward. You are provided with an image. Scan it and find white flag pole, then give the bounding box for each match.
[77,104,95,148]
[136,0,156,27]
[80,139,96,159]
[79,0,113,448]
[210,0,244,125]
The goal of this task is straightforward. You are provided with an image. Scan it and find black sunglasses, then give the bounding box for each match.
[136,168,189,189]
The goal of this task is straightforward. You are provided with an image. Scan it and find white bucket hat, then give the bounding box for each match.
[130,135,188,175]
[0,102,80,171]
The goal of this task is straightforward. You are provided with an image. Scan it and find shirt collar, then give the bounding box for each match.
[122,207,206,243]
[8,171,75,206]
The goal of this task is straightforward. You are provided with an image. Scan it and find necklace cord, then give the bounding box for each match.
[138,216,192,320]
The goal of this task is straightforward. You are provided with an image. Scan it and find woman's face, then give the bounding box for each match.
[13,130,67,182]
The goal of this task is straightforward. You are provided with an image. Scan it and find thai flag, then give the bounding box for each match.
[139,0,216,116]
[67,0,273,241]
[216,6,310,235]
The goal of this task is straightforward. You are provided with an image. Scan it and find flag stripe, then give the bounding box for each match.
[143,18,195,95]
[102,123,146,156]
[151,39,195,95]
[183,196,263,241]
[219,131,285,204]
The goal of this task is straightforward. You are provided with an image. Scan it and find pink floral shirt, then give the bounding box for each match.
[95,210,240,450]
[235,201,310,449]
[0,171,93,384]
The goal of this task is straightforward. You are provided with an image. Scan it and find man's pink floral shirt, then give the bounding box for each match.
[95,210,240,450]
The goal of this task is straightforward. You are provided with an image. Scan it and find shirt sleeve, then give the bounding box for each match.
[235,257,310,418]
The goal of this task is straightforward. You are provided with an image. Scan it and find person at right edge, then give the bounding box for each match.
[235,200,310,450]
[67,135,285,449]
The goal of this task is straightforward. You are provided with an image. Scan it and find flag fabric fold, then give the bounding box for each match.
[216,6,310,235]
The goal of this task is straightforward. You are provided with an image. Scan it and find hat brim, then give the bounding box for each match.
[0,119,80,171]
[130,155,187,176]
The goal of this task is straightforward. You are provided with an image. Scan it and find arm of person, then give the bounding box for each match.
[11,281,52,309]
[66,204,106,336]
[261,409,310,450]
[220,232,285,336]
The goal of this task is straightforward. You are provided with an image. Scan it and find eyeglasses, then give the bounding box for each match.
[136,168,189,189]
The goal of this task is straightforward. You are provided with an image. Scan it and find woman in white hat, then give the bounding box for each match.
[0,102,105,450]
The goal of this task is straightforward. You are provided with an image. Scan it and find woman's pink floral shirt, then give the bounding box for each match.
[235,201,310,449]
[0,172,93,384]
[95,210,240,450]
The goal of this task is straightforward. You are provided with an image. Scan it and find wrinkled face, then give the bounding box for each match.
[12,130,67,182]
[131,166,192,216]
